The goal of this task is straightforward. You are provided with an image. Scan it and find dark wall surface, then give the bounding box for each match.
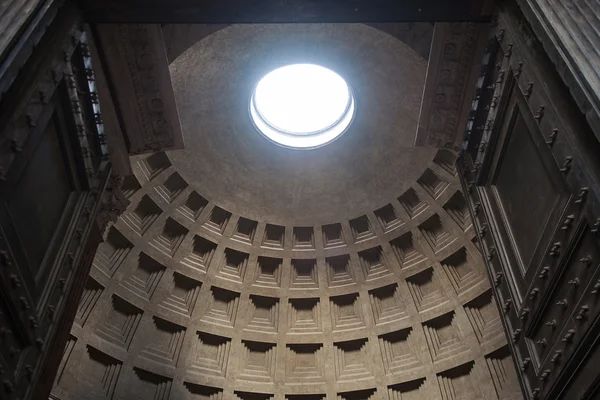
[0,3,125,399]
[459,2,600,399]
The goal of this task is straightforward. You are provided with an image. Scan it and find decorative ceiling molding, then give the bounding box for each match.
[86,26,132,176]
[415,22,489,149]
[94,23,184,155]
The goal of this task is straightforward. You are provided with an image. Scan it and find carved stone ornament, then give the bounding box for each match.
[96,171,128,233]
[94,23,184,155]
[415,22,488,149]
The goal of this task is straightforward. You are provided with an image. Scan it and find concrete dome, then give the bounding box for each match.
[52,23,518,400]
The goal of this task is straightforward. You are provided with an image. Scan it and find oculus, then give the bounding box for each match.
[250,64,355,149]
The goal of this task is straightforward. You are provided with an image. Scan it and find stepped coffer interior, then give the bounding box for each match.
[0,1,599,399]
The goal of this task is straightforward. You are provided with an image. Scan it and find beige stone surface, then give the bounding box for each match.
[167,24,434,225]
[51,23,521,400]
[51,149,521,399]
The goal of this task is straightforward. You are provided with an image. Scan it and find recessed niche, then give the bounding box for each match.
[349,215,375,243]
[326,254,355,287]
[330,293,365,332]
[123,195,162,235]
[156,171,188,203]
[333,338,372,382]
[240,340,277,382]
[140,152,171,180]
[185,383,224,399]
[151,217,188,257]
[288,298,322,334]
[374,204,403,232]
[234,217,258,244]
[139,316,186,365]
[436,361,480,400]
[293,226,315,250]
[77,345,122,398]
[433,149,458,176]
[246,295,279,334]
[121,252,166,300]
[254,256,283,288]
[423,312,469,363]
[191,331,231,377]
[182,235,217,273]
[418,214,456,253]
[129,367,172,399]
[441,247,483,296]
[378,329,420,374]
[390,231,426,270]
[358,246,392,281]
[92,227,133,277]
[485,346,520,398]
[398,188,428,218]
[418,168,449,199]
[200,286,241,328]
[120,174,141,199]
[443,191,472,231]
[95,294,143,350]
[286,344,325,383]
[262,223,285,249]
[216,248,249,283]
[322,223,345,248]
[203,206,231,235]
[388,378,427,399]
[290,259,318,289]
[178,191,208,221]
[369,283,407,326]
[76,277,103,326]
[406,267,448,312]
[160,272,202,317]
[464,290,503,345]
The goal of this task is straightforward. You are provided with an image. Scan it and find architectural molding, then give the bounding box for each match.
[458,3,600,398]
[0,7,80,181]
[0,0,64,102]
[516,0,600,142]
[0,0,51,59]
[415,22,489,149]
[95,172,129,234]
[94,24,184,155]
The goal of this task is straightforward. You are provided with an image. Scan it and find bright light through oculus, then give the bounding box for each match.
[250,64,354,149]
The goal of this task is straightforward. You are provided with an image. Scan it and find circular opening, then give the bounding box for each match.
[250,64,355,149]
